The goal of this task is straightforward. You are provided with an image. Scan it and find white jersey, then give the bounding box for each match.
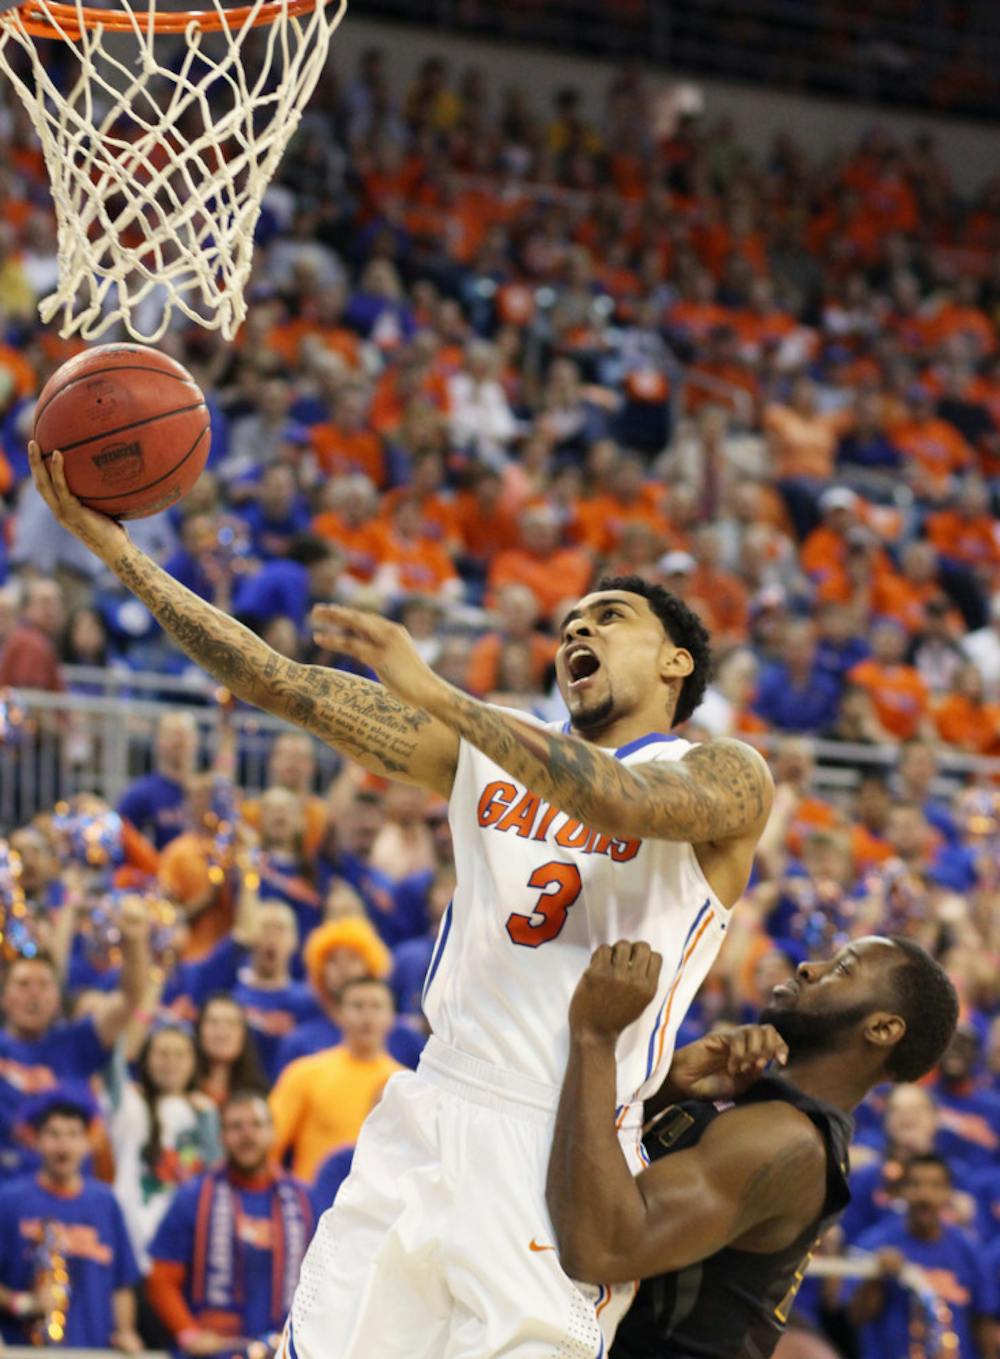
[423,720,730,1106]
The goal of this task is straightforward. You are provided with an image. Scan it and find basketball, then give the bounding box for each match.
[32,343,211,520]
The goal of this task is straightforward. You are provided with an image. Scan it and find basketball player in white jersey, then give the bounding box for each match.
[30,441,773,1359]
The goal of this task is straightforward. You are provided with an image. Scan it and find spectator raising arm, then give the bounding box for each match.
[93,894,152,1049]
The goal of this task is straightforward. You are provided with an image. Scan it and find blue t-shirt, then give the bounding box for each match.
[274,1014,424,1076]
[163,940,320,1081]
[753,662,842,733]
[162,549,217,603]
[311,1146,354,1218]
[932,1081,1000,1172]
[117,771,187,850]
[0,1019,109,1179]
[815,636,870,684]
[234,981,319,1083]
[317,851,427,948]
[391,937,434,1017]
[851,1218,997,1359]
[233,561,311,631]
[842,1157,978,1246]
[837,431,901,470]
[236,502,312,560]
[149,1173,313,1339]
[256,854,323,959]
[973,1165,1000,1242]
[0,1175,139,1347]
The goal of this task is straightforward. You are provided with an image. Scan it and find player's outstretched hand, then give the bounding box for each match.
[569,941,663,1043]
[664,1024,789,1102]
[28,441,126,562]
[311,603,439,707]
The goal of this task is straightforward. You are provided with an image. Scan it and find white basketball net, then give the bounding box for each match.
[0,0,346,341]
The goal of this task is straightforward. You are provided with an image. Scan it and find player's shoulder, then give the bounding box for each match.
[700,1099,827,1186]
[680,736,775,793]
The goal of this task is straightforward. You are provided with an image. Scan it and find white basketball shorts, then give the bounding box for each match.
[280,1036,643,1359]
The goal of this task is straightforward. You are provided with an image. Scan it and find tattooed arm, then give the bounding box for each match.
[309,603,771,900]
[28,446,458,796]
[112,545,458,792]
[428,692,772,846]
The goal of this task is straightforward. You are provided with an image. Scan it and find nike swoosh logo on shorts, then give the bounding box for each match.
[529,1238,556,1253]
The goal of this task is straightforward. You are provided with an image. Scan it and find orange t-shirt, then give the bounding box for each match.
[785,797,838,858]
[924,303,997,356]
[452,493,520,562]
[733,309,799,355]
[466,632,559,697]
[573,493,672,556]
[373,528,459,594]
[311,512,384,582]
[851,824,894,872]
[310,425,386,488]
[871,573,944,634]
[933,694,1000,755]
[380,491,460,550]
[892,418,974,489]
[665,300,729,344]
[690,566,749,641]
[369,367,449,436]
[925,511,1000,570]
[764,404,851,480]
[269,320,362,369]
[685,360,758,417]
[847,660,929,739]
[270,1046,403,1181]
[487,548,594,621]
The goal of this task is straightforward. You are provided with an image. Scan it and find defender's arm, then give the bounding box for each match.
[547,943,821,1284]
[547,1034,823,1284]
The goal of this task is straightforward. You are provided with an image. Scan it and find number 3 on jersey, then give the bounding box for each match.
[506,862,582,948]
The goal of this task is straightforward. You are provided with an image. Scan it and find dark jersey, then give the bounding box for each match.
[611,1075,854,1359]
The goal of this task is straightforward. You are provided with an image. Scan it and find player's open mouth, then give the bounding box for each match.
[567,645,601,688]
[772,980,799,999]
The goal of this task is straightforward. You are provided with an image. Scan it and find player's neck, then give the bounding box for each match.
[781,1052,873,1112]
[569,705,676,751]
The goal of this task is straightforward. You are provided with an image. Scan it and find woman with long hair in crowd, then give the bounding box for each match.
[110,1022,221,1269]
[193,993,268,1106]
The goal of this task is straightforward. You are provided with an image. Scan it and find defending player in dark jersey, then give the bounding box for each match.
[547,936,960,1359]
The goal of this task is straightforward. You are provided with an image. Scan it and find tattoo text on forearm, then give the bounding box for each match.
[114,550,433,776]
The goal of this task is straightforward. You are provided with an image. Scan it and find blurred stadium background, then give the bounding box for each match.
[1,1,1000,1356]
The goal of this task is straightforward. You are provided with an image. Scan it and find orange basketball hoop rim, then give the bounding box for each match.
[9,0,330,37]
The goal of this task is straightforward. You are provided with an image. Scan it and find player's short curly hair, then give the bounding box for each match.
[597,575,712,727]
[885,937,959,1082]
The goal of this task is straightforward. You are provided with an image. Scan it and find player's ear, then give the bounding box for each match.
[864,1011,906,1053]
[660,645,694,681]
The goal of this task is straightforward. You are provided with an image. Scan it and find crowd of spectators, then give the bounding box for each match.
[0,37,1000,1359]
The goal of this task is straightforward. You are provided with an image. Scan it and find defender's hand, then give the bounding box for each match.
[311,605,441,708]
[569,941,663,1043]
[665,1025,788,1102]
[28,442,127,562]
